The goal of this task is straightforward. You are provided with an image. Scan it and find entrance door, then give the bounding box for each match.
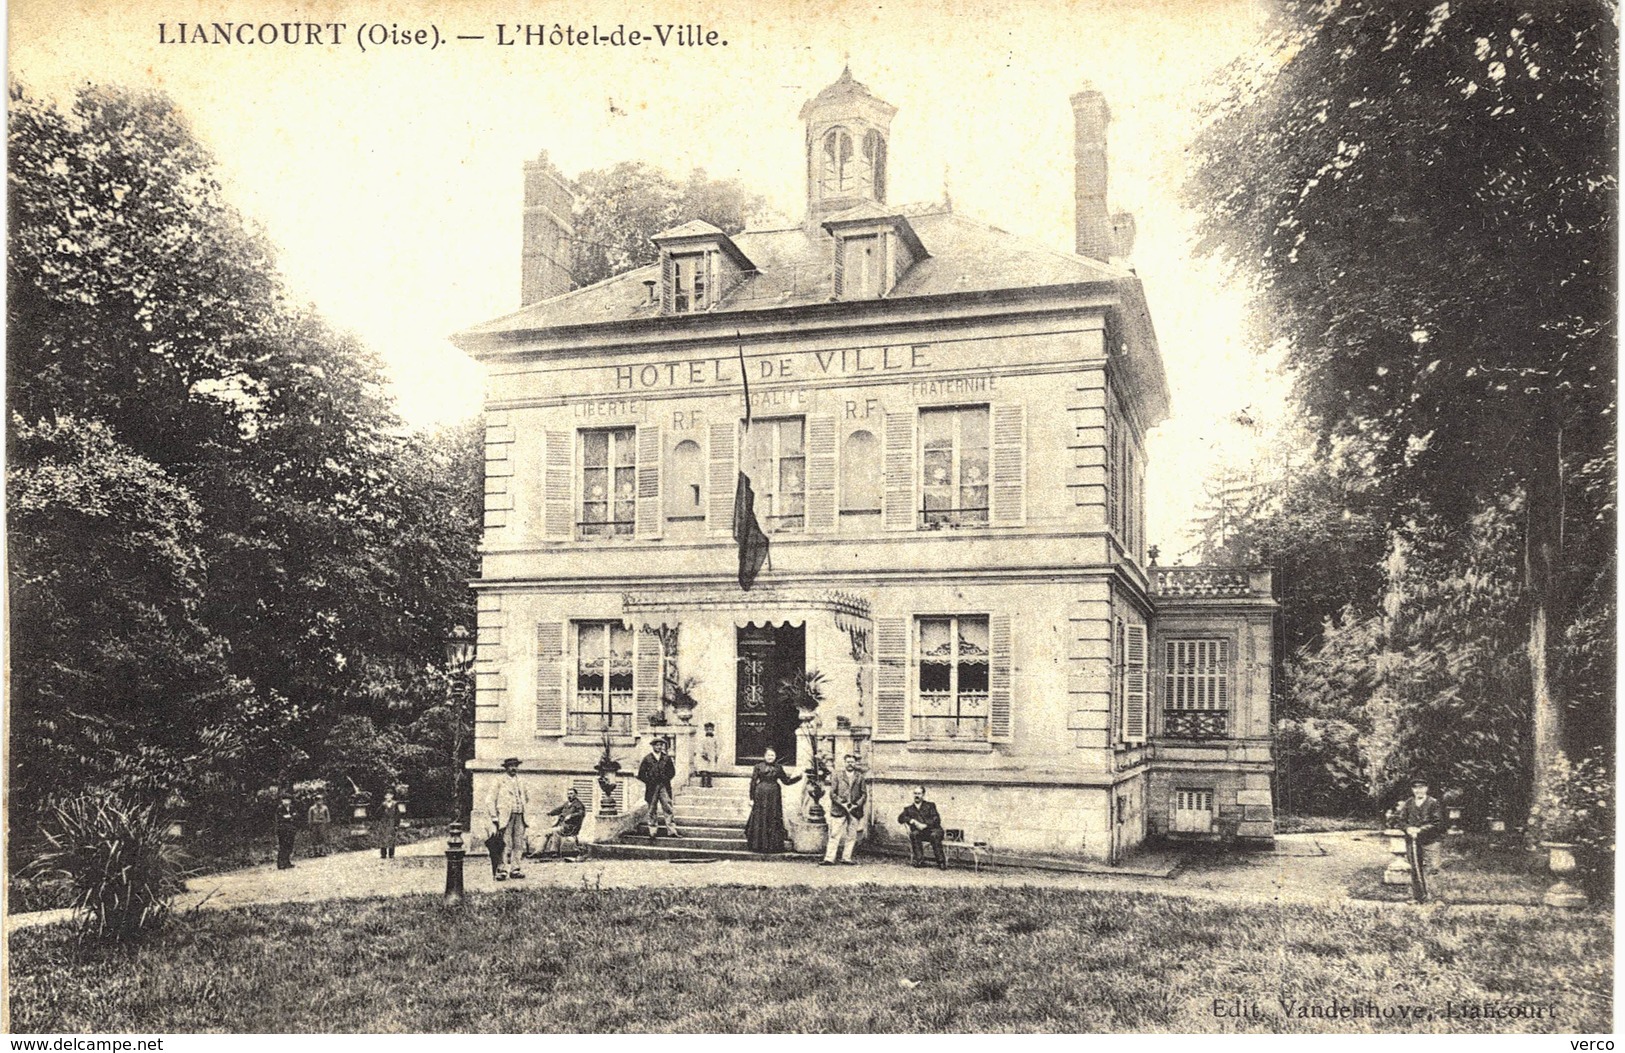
[735,624,804,765]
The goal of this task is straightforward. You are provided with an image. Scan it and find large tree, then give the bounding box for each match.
[1188,0,1616,829]
[569,163,765,287]
[8,81,481,827]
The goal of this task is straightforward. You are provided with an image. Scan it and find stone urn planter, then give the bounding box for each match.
[1382,828,1413,886]
[786,810,828,855]
[1540,842,1589,908]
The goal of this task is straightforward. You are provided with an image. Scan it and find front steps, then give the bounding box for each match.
[593,776,820,862]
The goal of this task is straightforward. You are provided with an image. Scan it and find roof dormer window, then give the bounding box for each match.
[673,254,708,313]
[840,235,883,299]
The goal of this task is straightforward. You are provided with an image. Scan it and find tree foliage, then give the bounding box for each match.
[569,163,765,287]
[7,81,483,844]
[1187,0,1616,821]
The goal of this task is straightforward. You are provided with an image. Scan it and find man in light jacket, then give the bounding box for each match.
[489,757,529,880]
[822,754,868,866]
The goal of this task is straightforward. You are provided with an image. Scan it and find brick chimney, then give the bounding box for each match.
[1070,87,1131,263]
[520,151,576,305]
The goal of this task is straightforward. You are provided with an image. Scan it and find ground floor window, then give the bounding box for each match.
[571,621,633,734]
[914,614,990,740]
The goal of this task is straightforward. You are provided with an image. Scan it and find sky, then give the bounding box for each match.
[10,0,1288,553]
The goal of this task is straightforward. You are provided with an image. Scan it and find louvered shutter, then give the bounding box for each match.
[882,411,916,531]
[989,613,1013,742]
[805,415,837,532]
[636,425,662,538]
[535,622,566,735]
[991,404,1027,525]
[707,250,721,310]
[1124,624,1147,743]
[707,421,737,535]
[660,252,674,314]
[832,236,845,299]
[544,430,574,539]
[874,616,910,741]
[634,626,663,733]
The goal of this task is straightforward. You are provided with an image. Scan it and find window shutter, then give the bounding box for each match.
[1124,624,1147,743]
[881,230,895,296]
[874,616,910,741]
[635,626,663,733]
[989,612,1013,742]
[991,404,1027,525]
[535,621,566,735]
[882,411,916,531]
[1216,641,1229,707]
[544,430,573,539]
[832,236,845,300]
[660,251,674,314]
[707,250,721,309]
[706,420,737,535]
[805,415,837,532]
[636,425,662,538]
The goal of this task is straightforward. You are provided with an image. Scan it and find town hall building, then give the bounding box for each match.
[452,68,1277,864]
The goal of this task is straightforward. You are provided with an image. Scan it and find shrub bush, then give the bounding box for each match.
[29,792,190,941]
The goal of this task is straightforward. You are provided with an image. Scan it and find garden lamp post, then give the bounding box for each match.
[443,625,477,904]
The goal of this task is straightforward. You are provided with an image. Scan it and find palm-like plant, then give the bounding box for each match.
[30,792,190,942]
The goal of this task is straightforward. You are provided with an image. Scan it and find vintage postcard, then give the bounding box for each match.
[5,0,1614,1037]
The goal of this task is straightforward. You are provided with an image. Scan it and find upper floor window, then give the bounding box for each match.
[666,439,703,521]
[915,615,990,741]
[821,128,855,195]
[1163,639,1229,740]
[572,621,633,735]
[581,427,635,538]
[920,405,989,527]
[673,254,707,313]
[741,417,806,532]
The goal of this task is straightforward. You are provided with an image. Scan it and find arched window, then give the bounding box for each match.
[840,429,881,514]
[863,131,886,201]
[821,128,855,196]
[665,439,703,520]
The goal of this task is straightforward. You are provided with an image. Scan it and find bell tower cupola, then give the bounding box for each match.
[801,66,897,220]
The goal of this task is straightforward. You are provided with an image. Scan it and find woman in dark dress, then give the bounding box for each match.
[744,748,802,853]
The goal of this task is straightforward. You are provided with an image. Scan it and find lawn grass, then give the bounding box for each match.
[8,884,1610,1033]
[1349,836,1596,907]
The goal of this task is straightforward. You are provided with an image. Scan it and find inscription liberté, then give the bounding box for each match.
[613,344,931,391]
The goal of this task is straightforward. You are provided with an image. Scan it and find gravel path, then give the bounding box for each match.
[8,830,1549,933]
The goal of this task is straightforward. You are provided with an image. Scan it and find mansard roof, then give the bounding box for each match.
[457,209,1126,339]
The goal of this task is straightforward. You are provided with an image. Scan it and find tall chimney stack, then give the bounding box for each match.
[520,151,576,305]
[1070,87,1117,262]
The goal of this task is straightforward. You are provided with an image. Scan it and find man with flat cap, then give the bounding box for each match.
[1395,777,1444,903]
[637,737,680,841]
[488,757,530,880]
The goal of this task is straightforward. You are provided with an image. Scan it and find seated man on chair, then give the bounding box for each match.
[539,787,588,858]
[898,785,948,870]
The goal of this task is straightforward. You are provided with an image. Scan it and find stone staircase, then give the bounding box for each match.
[594,775,818,861]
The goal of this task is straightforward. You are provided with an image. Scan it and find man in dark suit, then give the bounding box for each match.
[637,737,680,841]
[898,785,947,869]
[275,794,298,870]
[1396,777,1445,903]
[540,787,589,857]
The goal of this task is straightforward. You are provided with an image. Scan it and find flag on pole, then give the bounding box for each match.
[732,332,769,590]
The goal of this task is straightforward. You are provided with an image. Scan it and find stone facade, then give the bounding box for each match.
[453,69,1276,863]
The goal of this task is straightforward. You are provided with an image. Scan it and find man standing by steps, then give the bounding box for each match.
[637,736,681,842]
[488,757,529,880]
[822,754,867,866]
